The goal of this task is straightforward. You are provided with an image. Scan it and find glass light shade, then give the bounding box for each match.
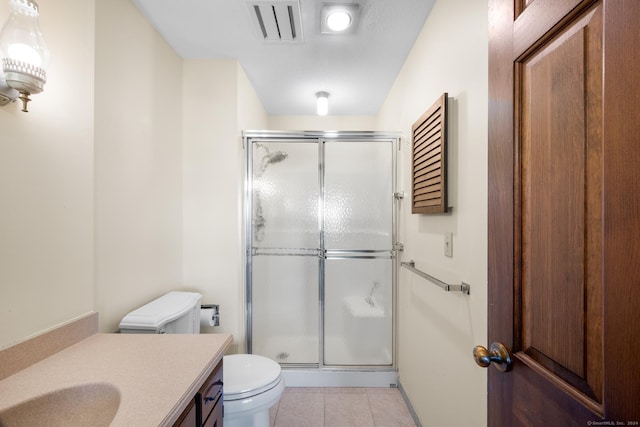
[316,91,329,116]
[326,10,351,32]
[0,0,48,109]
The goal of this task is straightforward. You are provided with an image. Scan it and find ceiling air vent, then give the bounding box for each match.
[247,0,303,43]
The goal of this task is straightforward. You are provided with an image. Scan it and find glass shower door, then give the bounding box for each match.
[250,141,320,364]
[323,140,394,366]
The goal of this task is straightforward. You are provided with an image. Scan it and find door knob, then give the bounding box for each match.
[473,342,512,372]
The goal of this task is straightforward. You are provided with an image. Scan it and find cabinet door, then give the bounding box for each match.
[203,401,222,427]
[173,398,196,427]
[198,362,223,426]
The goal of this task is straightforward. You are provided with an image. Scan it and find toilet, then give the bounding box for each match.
[119,291,284,427]
[222,353,284,427]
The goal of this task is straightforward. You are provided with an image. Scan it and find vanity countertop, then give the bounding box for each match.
[0,332,232,426]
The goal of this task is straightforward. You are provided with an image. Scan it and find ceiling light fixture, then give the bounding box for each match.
[316,91,329,116]
[320,3,360,35]
[0,0,49,112]
[326,10,351,32]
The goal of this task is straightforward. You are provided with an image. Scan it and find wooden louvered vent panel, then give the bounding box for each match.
[411,93,448,214]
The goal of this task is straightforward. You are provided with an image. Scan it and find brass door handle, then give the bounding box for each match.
[473,342,512,372]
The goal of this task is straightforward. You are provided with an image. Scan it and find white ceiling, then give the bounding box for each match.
[131,0,435,116]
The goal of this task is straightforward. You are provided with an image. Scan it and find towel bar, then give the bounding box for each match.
[400,260,471,295]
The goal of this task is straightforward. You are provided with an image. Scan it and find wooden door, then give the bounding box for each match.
[487,0,640,425]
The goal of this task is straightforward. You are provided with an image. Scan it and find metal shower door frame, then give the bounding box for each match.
[243,130,401,370]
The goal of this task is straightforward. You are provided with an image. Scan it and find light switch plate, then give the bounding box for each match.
[444,232,453,257]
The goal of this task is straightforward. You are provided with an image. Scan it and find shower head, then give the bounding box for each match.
[256,149,288,176]
[265,151,288,164]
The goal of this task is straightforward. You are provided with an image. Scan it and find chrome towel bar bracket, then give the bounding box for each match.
[400,260,471,295]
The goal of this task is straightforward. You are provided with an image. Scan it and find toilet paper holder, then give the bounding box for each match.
[201,304,220,327]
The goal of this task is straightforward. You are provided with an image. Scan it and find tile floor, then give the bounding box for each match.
[269,387,417,427]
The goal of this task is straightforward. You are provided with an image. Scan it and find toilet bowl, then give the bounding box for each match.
[223,354,285,427]
[119,292,285,426]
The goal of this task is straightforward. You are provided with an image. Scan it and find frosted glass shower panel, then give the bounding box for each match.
[246,132,399,372]
[252,142,319,249]
[252,255,319,364]
[324,140,393,250]
[324,258,393,365]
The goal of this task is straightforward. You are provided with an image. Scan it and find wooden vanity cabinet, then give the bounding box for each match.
[173,360,223,427]
[197,361,223,427]
[174,398,197,427]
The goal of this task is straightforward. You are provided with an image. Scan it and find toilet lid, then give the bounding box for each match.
[223,354,282,398]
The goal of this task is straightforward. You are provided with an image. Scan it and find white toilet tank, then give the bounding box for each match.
[119,291,202,334]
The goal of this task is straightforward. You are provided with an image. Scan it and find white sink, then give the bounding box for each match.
[0,382,120,427]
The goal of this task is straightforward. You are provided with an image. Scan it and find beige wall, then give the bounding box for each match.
[238,65,269,133]
[0,0,96,349]
[376,0,488,425]
[93,0,184,333]
[183,60,268,353]
[0,0,269,349]
[1,0,188,347]
[268,115,376,131]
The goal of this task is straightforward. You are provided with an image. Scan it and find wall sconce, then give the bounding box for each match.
[316,91,329,116]
[0,0,49,112]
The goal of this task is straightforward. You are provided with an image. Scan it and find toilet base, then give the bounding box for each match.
[224,409,270,427]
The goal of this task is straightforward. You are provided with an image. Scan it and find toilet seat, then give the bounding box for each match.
[223,354,283,401]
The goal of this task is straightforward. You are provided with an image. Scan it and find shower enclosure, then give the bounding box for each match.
[244,131,400,386]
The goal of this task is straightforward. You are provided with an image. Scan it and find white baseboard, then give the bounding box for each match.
[281,369,398,388]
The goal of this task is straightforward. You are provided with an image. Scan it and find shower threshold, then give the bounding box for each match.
[281,368,398,388]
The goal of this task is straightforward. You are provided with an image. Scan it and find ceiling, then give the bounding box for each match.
[131,0,436,116]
